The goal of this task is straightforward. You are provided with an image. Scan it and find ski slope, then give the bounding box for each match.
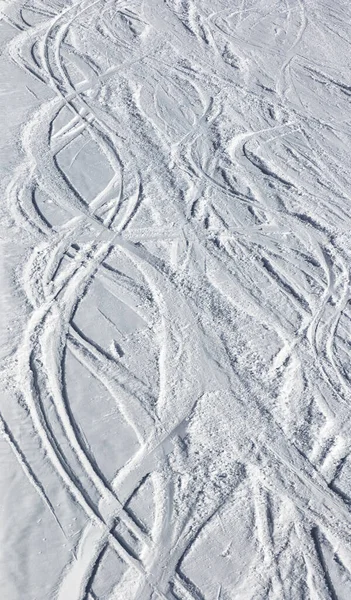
[1,0,351,598]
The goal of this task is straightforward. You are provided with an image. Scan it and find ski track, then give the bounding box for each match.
[1,0,351,598]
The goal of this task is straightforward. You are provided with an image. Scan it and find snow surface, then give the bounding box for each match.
[1,0,351,598]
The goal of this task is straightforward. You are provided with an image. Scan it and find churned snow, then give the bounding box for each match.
[1,1,351,598]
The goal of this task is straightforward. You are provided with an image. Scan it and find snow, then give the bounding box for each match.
[1,0,351,598]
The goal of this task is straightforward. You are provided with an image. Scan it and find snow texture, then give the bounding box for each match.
[1,0,351,598]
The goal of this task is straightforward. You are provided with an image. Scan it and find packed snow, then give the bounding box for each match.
[1,1,351,598]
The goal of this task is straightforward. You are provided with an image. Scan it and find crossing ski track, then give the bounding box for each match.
[1,0,351,598]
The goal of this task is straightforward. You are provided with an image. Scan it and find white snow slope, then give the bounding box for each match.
[1,0,351,598]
